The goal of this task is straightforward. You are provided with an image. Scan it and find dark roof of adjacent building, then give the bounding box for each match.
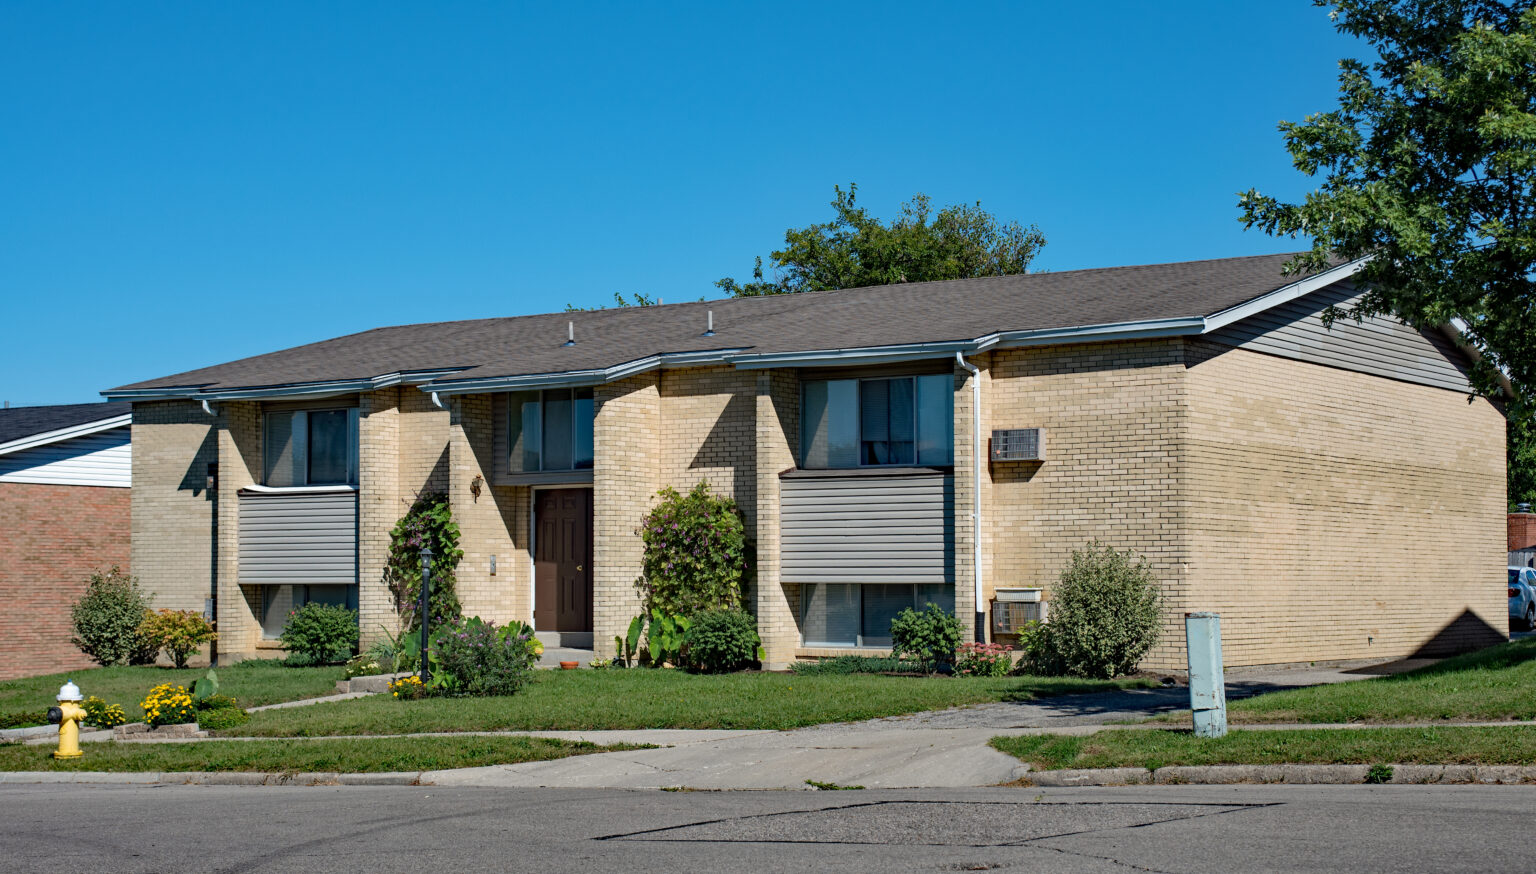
[0,402,131,445]
[109,253,1321,394]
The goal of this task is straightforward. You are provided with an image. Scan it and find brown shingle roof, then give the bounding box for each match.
[109,253,1311,394]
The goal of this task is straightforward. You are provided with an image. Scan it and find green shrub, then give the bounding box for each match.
[1031,542,1162,679]
[636,482,748,616]
[279,603,359,665]
[889,603,963,672]
[787,656,926,675]
[429,617,535,697]
[683,609,761,673]
[385,492,464,633]
[0,711,49,730]
[70,566,154,666]
[138,608,217,669]
[195,694,249,731]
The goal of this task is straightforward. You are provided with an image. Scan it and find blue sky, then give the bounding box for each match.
[0,2,1362,404]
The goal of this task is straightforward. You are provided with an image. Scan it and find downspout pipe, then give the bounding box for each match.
[955,352,985,642]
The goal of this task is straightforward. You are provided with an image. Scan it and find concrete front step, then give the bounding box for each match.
[535,631,593,649]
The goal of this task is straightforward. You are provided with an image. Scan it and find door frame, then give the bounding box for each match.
[528,483,594,631]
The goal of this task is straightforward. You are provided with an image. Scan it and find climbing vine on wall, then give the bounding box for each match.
[386,491,464,632]
[635,481,749,616]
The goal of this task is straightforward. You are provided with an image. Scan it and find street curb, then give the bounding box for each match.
[1017,763,1536,786]
[0,771,423,786]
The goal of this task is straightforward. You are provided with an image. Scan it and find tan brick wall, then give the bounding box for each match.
[216,401,263,656]
[983,341,1193,668]
[449,393,532,627]
[592,374,660,657]
[1184,341,1507,666]
[129,401,216,615]
[399,388,450,496]
[753,369,799,667]
[658,366,758,520]
[358,387,402,646]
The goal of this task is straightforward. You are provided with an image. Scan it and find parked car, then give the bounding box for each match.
[1510,567,1536,631]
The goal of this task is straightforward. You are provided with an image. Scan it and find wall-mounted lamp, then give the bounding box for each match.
[206,463,218,492]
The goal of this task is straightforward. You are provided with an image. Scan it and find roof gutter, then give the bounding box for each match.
[101,369,465,403]
[422,349,750,395]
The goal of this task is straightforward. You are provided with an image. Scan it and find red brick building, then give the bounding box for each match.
[0,403,131,680]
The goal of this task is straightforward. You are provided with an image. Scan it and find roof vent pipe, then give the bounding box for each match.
[955,351,985,641]
[703,310,715,337]
[564,321,576,347]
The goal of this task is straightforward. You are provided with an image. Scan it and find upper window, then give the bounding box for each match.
[508,388,595,473]
[800,375,953,468]
[263,408,359,487]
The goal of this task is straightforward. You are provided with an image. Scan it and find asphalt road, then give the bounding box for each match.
[2,784,1532,873]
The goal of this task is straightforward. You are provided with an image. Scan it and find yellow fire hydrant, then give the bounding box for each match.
[48,681,86,759]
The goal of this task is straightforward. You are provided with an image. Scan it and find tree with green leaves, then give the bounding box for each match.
[1238,0,1535,505]
[716,183,1046,296]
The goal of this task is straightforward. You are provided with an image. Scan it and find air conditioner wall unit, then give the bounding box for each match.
[991,428,1044,461]
[992,587,1047,635]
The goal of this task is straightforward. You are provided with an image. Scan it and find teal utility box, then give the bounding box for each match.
[1184,611,1227,738]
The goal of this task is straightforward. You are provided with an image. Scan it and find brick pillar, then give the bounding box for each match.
[754,369,799,668]
[1510,512,1536,552]
[952,358,990,643]
[592,375,660,658]
[358,387,401,648]
[214,401,262,658]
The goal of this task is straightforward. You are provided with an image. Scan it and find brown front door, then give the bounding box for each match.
[534,488,593,632]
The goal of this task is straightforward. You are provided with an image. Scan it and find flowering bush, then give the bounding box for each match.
[140,683,197,727]
[82,696,127,729]
[430,616,536,697]
[954,642,1014,677]
[138,609,217,669]
[635,482,748,616]
[389,675,427,700]
[343,654,387,679]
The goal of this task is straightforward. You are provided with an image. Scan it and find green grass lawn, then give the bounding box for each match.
[224,669,1154,736]
[0,663,345,728]
[0,735,643,773]
[1213,637,1536,724]
[992,726,1536,771]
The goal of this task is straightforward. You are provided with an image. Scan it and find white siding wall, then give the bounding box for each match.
[0,427,131,487]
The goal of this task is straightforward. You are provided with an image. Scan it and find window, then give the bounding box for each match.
[801,374,952,468]
[508,388,595,473]
[263,408,359,487]
[800,583,955,647]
